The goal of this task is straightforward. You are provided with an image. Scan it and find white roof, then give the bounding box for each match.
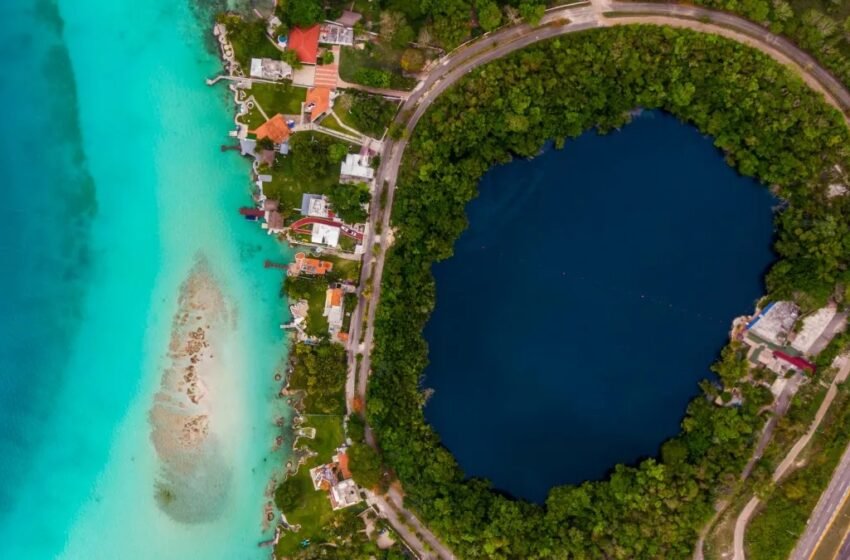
[340,154,374,181]
[311,223,340,247]
[792,306,837,354]
[250,58,293,80]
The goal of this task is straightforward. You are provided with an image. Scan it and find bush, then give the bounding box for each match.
[353,68,392,88]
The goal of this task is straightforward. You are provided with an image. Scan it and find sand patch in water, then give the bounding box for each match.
[149,256,232,523]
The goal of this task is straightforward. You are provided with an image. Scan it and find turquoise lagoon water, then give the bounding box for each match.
[424,112,777,503]
[1,1,291,558]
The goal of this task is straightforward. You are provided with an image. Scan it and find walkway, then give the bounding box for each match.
[289,216,364,241]
[732,356,850,560]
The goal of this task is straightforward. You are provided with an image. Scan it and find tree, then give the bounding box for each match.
[328,183,370,223]
[477,0,502,32]
[401,48,426,73]
[281,49,302,69]
[380,10,415,48]
[348,443,383,490]
[274,478,305,512]
[283,0,323,28]
[320,50,335,65]
[518,1,545,25]
[327,142,349,164]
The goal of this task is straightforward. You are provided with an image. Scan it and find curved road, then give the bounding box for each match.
[343,3,850,558]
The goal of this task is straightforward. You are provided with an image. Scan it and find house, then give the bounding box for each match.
[257,149,276,167]
[340,153,375,184]
[252,114,292,145]
[288,25,320,64]
[329,479,362,510]
[305,87,332,122]
[311,223,341,247]
[301,193,330,218]
[309,463,337,491]
[745,301,800,346]
[308,446,363,510]
[264,201,284,234]
[288,252,333,276]
[319,22,354,46]
[250,57,293,81]
[324,287,344,336]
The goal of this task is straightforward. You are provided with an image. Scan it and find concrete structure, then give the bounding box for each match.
[330,479,362,510]
[336,10,362,27]
[319,22,354,46]
[250,57,293,80]
[311,223,341,247]
[340,153,375,183]
[747,301,800,346]
[791,305,838,355]
[300,193,330,218]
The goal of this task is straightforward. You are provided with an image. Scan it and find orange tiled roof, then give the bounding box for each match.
[337,452,352,479]
[288,25,319,64]
[294,253,333,275]
[306,87,331,121]
[329,288,342,307]
[252,114,290,144]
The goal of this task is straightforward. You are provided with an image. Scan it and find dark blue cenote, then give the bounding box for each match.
[423,111,777,503]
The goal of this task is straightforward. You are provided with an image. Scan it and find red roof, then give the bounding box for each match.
[773,350,816,373]
[306,87,331,121]
[288,25,319,64]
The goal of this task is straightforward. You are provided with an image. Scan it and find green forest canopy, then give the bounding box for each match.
[367,25,850,559]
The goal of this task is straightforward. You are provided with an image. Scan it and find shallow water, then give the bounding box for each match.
[0,1,292,557]
[424,111,777,503]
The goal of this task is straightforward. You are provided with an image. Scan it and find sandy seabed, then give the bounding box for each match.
[149,256,233,523]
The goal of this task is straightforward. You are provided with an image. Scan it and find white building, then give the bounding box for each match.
[311,223,340,247]
[250,58,293,81]
[329,479,362,510]
[301,193,330,218]
[747,301,800,346]
[340,153,375,184]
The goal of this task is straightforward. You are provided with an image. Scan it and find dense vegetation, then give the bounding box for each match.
[328,182,371,224]
[367,25,850,558]
[684,0,850,89]
[288,342,347,414]
[746,383,850,558]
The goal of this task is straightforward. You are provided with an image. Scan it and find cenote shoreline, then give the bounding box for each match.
[366,24,850,559]
[423,110,778,503]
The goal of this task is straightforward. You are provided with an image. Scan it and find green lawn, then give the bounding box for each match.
[262,133,351,220]
[325,255,361,283]
[250,82,307,116]
[275,414,346,556]
[239,105,266,130]
[339,45,417,91]
[306,281,329,336]
[334,92,399,137]
[318,113,351,135]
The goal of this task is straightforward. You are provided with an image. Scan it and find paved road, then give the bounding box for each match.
[341,2,850,558]
[792,359,850,560]
[733,356,850,560]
